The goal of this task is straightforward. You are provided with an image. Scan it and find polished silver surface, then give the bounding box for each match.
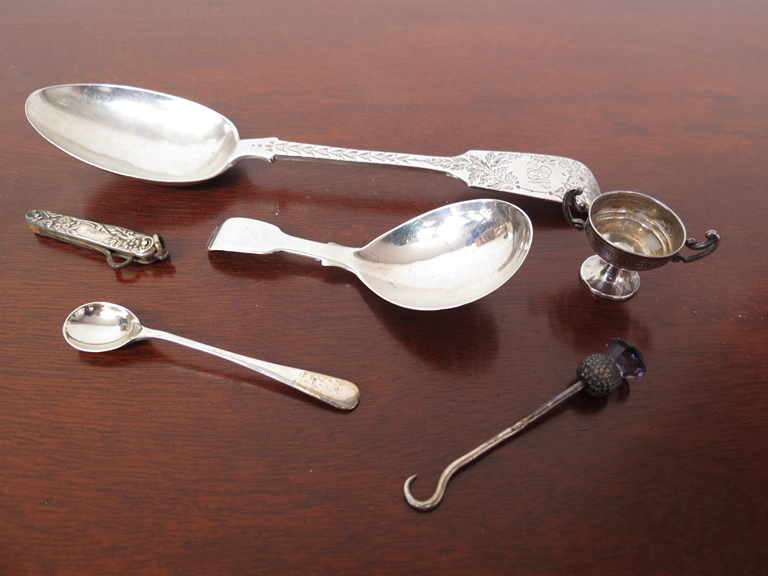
[63,302,360,410]
[26,84,601,205]
[564,190,720,301]
[586,191,687,269]
[579,255,641,301]
[26,209,168,268]
[208,199,533,311]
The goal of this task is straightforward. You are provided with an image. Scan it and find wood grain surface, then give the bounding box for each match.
[1,0,766,574]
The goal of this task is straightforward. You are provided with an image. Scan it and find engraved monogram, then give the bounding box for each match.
[527,165,552,187]
[421,152,597,199]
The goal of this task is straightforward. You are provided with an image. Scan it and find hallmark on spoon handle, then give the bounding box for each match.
[26,209,168,268]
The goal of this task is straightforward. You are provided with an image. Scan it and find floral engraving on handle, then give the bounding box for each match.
[421,152,524,192]
[549,156,600,198]
[523,154,599,198]
[421,152,597,199]
[268,142,598,201]
[272,143,526,190]
[26,210,154,254]
[271,141,421,166]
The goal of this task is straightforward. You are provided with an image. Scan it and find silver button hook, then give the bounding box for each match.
[404,339,646,511]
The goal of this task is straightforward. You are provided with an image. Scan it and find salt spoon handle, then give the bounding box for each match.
[404,338,646,511]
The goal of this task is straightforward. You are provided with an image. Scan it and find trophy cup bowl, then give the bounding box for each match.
[564,190,720,301]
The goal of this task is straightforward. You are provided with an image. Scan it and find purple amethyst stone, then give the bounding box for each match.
[605,338,646,379]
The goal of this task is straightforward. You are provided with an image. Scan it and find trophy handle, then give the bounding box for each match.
[671,230,721,263]
[563,188,589,231]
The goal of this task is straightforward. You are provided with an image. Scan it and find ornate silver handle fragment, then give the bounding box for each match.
[26,209,168,268]
[236,138,602,206]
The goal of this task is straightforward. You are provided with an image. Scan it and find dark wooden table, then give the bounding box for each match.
[2,1,766,573]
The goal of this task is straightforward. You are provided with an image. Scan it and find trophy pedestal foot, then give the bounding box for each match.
[580,255,640,301]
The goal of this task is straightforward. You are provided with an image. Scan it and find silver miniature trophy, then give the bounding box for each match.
[563,190,720,301]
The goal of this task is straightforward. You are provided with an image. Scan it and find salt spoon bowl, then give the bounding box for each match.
[25,84,600,205]
[63,302,360,410]
[208,199,533,311]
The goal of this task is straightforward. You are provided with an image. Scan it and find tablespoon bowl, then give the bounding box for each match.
[63,302,360,410]
[27,84,238,183]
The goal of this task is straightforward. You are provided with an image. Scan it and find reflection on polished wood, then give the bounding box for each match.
[1,0,766,574]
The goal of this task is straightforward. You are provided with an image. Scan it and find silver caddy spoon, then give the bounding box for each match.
[208,199,533,311]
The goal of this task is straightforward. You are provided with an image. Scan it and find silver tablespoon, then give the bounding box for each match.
[63,302,360,410]
[208,199,532,311]
[25,84,600,205]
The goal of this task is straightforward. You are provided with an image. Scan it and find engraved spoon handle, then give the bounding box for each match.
[235,138,601,205]
[139,327,359,410]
